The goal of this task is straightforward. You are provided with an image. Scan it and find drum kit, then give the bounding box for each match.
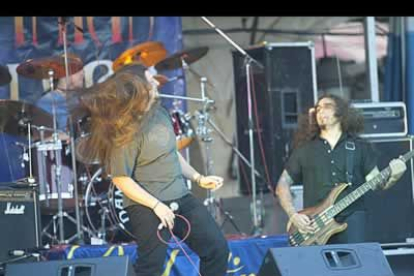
[1,36,238,244]
[0,16,269,243]
[0,18,269,250]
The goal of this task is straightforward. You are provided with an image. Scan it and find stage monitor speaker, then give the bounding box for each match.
[257,243,394,276]
[0,187,41,263]
[5,256,134,276]
[232,42,317,195]
[384,248,414,276]
[365,137,414,243]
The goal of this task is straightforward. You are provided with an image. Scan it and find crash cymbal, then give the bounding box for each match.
[17,53,83,80]
[0,99,53,140]
[155,47,209,71]
[112,41,167,72]
[0,65,11,86]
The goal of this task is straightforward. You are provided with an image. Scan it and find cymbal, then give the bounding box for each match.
[17,53,83,80]
[0,65,11,86]
[155,47,209,71]
[115,63,169,88]
[112,41,168,72]
[0,99,53,140]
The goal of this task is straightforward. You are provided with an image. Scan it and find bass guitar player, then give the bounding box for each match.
[275,94,407,246]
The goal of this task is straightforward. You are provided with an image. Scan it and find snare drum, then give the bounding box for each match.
[31,140,75,213]
[171,110,194,150]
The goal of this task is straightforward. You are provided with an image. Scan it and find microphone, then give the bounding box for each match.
[169,202,179,212]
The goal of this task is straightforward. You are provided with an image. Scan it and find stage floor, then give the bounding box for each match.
[44,234,289,276]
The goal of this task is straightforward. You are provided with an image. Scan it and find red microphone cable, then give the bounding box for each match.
[156,214,203,276]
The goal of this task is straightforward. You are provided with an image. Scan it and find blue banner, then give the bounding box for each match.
[45,235,289,276]
[0,17,184,182]
[0,16,184,103]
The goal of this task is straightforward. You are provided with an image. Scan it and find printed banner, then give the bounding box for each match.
[0,16,184,182]
[0,16,184,103]
[46,235,290,276]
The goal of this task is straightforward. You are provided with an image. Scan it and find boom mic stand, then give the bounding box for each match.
[201,17,265,234]
[206,119,264,186]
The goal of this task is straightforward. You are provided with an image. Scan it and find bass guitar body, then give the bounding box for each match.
[287,183,349,246]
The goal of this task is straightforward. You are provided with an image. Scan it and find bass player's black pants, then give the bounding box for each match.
[328,210,367,244]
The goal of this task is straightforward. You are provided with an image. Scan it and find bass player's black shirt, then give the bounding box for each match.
[285,133,378,216]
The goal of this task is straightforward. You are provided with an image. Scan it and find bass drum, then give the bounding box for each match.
[84,167,135,243]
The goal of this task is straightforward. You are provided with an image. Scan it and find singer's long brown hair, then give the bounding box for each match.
[292,94,364,149]
[74,66,157,172]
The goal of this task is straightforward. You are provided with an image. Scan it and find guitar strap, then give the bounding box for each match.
[345,139,356,185]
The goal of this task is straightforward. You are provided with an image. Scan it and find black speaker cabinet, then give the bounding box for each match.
[0,187,41,263]
[5,256,134,276]
[258,243,394,276]
[232,42,317,194]
[365,136,414,243]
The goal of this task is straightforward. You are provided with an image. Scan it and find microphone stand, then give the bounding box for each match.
[59,16,83,243]
[201,17,265,234]
[206,118,263,181]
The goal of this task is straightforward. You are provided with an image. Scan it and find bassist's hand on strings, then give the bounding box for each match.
[382,157,407,190]
[291,213,317,234]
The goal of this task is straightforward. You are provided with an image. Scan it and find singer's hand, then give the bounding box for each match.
[198,175,224,191]
[153,201,175,230]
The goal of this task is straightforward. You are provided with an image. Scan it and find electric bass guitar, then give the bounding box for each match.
[287,150,414,246]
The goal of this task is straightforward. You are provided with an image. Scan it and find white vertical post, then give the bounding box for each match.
[364,17,380,102]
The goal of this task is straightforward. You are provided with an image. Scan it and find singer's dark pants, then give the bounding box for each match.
[125,193,229,276]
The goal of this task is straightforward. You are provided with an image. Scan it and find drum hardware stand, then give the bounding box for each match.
[98,205,109,242]
[45,68,66,244]
[83,168,114,243]
[158,93,214,104]
[201,17,265,235]
[196,77,215,217]
[15,114,37,186]
[41,211,96,244]
[23,119,36,185]
[38,66,79,245]
[192,77,244,235]
[58,16,84,243]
